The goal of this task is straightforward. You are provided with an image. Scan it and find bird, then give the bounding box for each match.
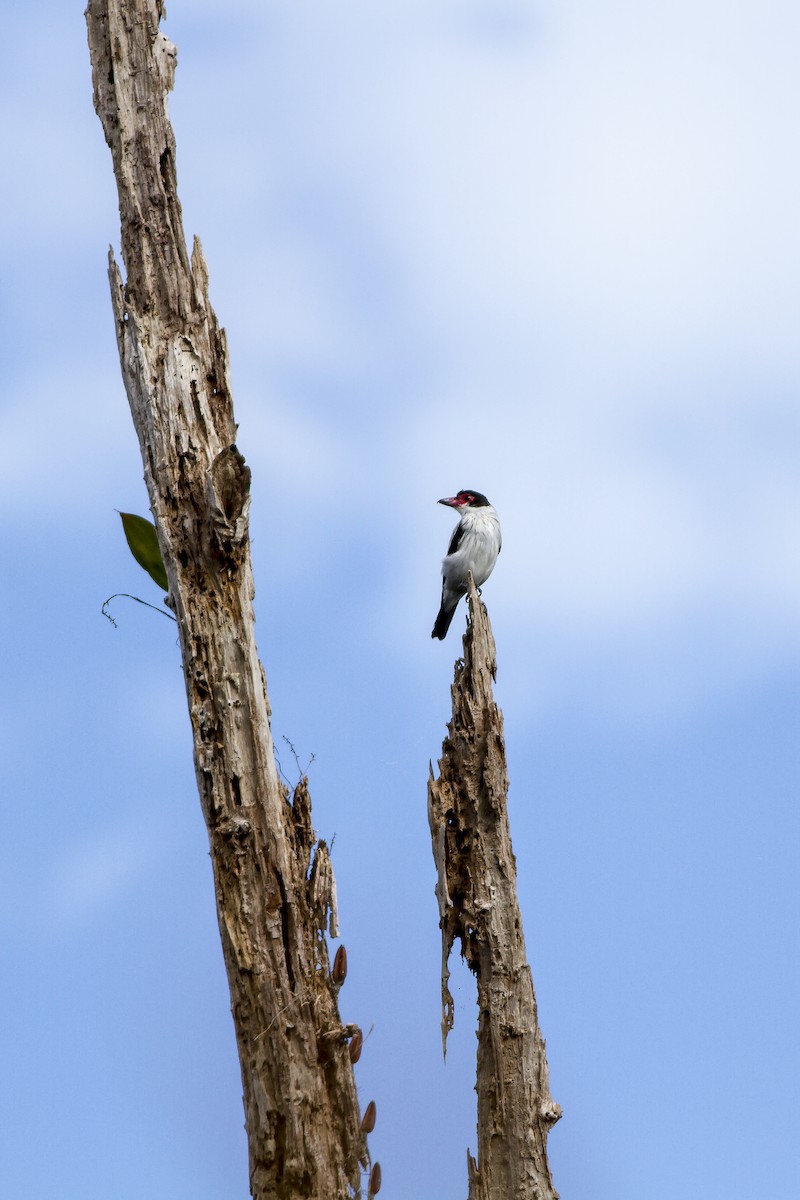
[431,490,501,640]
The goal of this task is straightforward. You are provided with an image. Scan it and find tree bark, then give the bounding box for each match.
[85,3,368,1196]
[428,577,562,1200]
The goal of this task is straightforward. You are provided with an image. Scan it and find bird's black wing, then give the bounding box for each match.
[447,523,464,555]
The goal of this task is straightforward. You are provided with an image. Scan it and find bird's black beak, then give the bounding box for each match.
[438,496,459,508]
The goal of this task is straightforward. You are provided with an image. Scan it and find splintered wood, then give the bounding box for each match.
[428,577,561,1200]
[86,3,367,1196]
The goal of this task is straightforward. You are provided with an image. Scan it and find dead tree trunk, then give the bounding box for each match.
[428,577,562,1200]
[85,3,370,1196]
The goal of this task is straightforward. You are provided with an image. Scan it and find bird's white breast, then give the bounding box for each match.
[442,506,501,591]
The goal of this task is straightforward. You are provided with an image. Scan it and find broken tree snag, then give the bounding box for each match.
[85,3,367,1197]
[428,575,562,1200]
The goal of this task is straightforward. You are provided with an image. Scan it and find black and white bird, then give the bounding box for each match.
[431,490,502,640]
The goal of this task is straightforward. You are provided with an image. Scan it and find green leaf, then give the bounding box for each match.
[119,512,169,592]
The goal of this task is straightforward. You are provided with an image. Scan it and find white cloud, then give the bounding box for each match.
[5,0,797,723]
[0,362,137,517]
[40,820,165,935]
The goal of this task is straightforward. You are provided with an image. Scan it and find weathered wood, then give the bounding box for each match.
[85,3,367,1196]
[428,576,561,1200]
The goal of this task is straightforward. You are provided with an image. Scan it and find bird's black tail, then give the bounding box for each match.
[431,600,457,640]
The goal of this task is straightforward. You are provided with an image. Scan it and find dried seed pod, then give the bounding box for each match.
[331,944,347,986]
[368,1162,382,1196]
[360,1099,377,1134]
[348,1028,363,1064]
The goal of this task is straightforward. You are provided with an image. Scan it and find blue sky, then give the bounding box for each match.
[1,2,799,1198]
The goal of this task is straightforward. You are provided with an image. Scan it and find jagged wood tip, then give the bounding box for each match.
[427,573,561,1199]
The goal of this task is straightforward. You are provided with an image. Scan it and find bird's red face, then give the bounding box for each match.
[437,490,487,509]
